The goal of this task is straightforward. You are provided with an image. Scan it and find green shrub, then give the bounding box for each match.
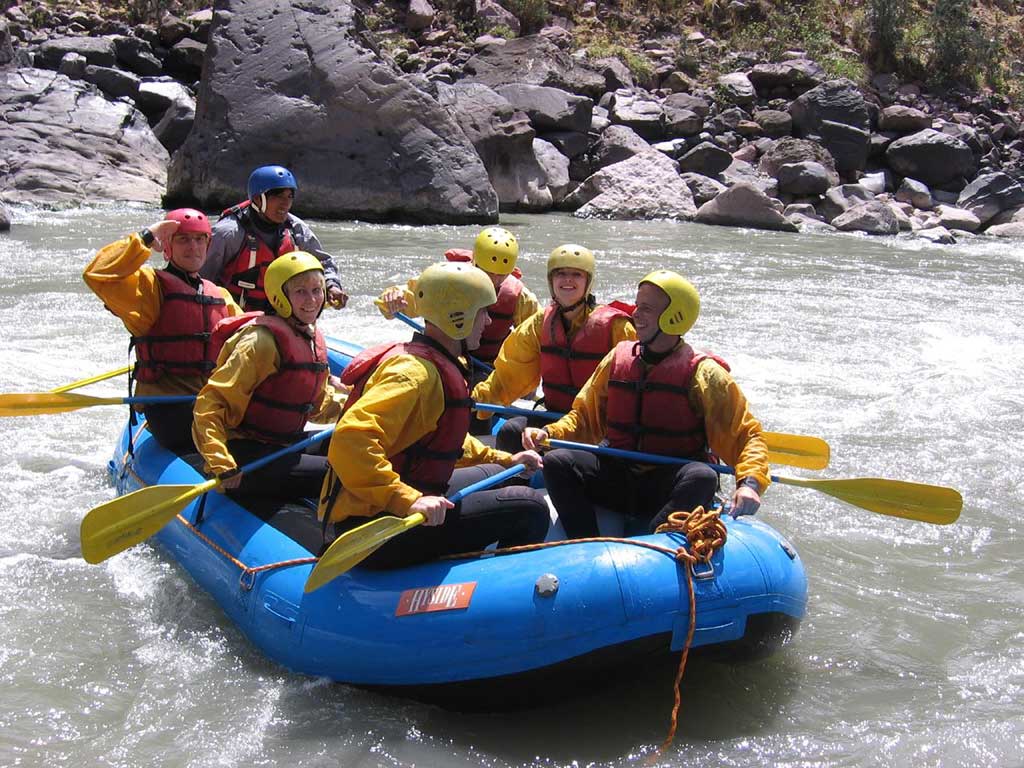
[504,0,549,33]
[928,0,1006,88]
[866,0,909,71]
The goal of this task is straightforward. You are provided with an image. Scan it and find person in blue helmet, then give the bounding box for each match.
[202,165,348,312]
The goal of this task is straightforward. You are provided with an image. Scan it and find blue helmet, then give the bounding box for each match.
[247,165,297,199]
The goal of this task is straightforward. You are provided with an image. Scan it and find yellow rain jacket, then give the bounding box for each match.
[319,352,520,524]
[192,324,346,476]
[545,347,771,492]
[83,233,242,398]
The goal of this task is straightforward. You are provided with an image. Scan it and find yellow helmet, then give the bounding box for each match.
[547,243,595,297]
[413,262,497,340]
[265,251,324,319]
[639,270,700,336]
[472,226,519,275]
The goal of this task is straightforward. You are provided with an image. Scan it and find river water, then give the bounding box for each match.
[1,207,1021,767]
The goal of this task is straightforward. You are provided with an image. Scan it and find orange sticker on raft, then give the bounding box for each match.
[395,582,477,617]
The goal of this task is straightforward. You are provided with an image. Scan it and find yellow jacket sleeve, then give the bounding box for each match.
[544,349,613,444]
[192,326,281,476]
[325,355,445,519]
[471,311,544,408]
[82,234,163,337]
[610,314,638,345]
[457,434,517,468]
[513,285,541,326]
[692,360,771,492]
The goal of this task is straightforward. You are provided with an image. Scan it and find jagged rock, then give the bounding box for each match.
[716,72,755,106]
[152,96,195,154]
[758,137,839,185]
[534,137,572,203]
[84,64,140,99]
[663,92,710,119]
[663,102,703,137]
[436,82,551,212]
[680,172,726,205]
[540,129,589,158]
[591,124,651,170]
[111,34,163,77]
[135,77,194,117]
[776,161,831,196]
[985,222,1024,237]
[164,37,205,82]
[590,56,635,92]
[858,170,891,195]
[463,35,605,98]
[569,151,696,220]
[935,204,981,232]
[694,181,796,231]
[677,141,732,175]
[36,35,117,69]
[746,59,825,92]
[0,68,168,205]
[1,20,15,67]
[956,171,1024,225]
[495,83,593,133]
[186,9,214,42]
[169,0,497,223]
[606,89,664,141]
[938,122,984,155]
[475,0,520,36]
[818,184,876,222]
[721,159,778,197]
[988,205,1024,225]
[157,12,191,47]
[732,143,758,163]
[790,79,869,172]
[753,109,792,138]
[831,200,899,234]
[887,200,913,230]
[895,177,933,209]
[917,226,956,244]
[57,51,87,79]
[885,129,978,188]
[407,0,435,33]
[878,105,931,134]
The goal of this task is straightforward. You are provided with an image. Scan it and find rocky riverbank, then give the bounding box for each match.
[1,0,1023,240]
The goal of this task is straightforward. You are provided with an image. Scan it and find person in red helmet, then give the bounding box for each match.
[84,209,242,453]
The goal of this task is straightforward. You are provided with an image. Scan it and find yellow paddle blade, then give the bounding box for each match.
[764,431,830,470]
[0,392,124,417]
[774,474,962,525]
[80,479,219,564]
[50,365,132,394]
[305,513,426,593]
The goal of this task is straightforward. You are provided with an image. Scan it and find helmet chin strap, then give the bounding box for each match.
[255,193,268,215]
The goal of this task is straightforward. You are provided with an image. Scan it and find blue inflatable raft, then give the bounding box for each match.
[104,337,807,707]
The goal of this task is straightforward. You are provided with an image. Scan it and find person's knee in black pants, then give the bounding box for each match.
[495,415,527,453]
[543,448,603,539]
[648,462,720,532]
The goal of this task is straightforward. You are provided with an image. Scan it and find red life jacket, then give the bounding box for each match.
[132,269,232,384]
[209,312,329,444]
[605,340,730,458]
[218,200,295,309]
[539,303,632,413]
[341,338,471,495]
[444,248,524,363]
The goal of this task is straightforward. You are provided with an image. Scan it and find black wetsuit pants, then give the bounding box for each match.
[335,464,550,569]
[543,448,719,538]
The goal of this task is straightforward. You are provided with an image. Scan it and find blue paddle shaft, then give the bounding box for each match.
[395,312,494,373]
[474,403,563,421]
[547,439,738,478]
[449,463,527,503]
[240,427,335,475]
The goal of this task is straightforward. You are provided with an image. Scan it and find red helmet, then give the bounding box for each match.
[166,208,211,236]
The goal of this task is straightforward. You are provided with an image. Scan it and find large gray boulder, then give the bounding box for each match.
[462,35,606,98]
[0,68,168,206]
[36,36,117,69]
[885,129,978,188]
[746,59,826,93]
[694,182,797,232]
[590,124,651,171]
[831,200,900,235]
[758,137,839,186]
[436,82,552,212]
[790,79,869,172]
[494,83,593,133]
[606,89,665,141]
[168,0,497,223]
[568,151,696,220]
[956,172,1024,225]
[533,137,572,203]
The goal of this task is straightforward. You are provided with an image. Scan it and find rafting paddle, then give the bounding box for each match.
[472,402,831,470]
[304,462,528,592]
[49,365,133,394]
[0,392,194,417]
[80,427,336,564]
[546,439,962,525]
